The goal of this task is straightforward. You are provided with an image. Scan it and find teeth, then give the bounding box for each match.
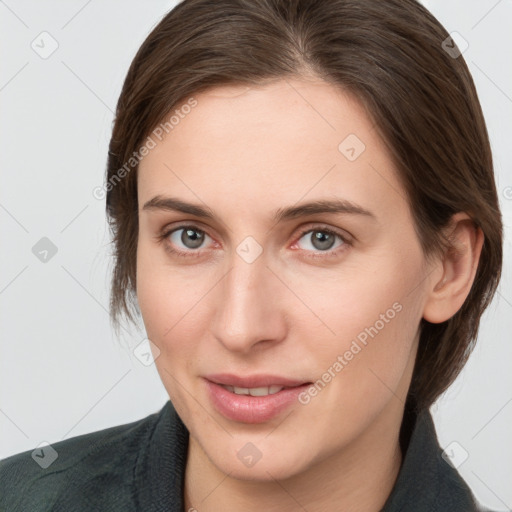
[268,385,284,395]
[222,385,285,396]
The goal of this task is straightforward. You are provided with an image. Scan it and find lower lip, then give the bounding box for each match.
[204,380,311,424]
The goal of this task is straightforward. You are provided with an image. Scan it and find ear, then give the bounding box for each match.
[422,212,484,324]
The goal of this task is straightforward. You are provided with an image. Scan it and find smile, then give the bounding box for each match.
[204,375,312,423]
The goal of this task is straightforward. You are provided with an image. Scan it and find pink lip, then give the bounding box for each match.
[203,374,311,424]
[205,373,308,388]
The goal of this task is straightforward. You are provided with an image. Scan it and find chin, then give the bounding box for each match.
[202,435,319,482]
[220,455,308,482]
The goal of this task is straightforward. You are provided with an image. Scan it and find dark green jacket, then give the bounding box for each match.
[0,400,493,511]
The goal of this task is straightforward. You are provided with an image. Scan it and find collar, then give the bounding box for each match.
[380,399,479,511]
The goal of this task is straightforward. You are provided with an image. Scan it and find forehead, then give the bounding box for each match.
[137,78,409,224]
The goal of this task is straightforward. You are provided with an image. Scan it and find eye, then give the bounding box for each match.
[171,226,209,249]
[293,226,350,258]
[159,225,214,258]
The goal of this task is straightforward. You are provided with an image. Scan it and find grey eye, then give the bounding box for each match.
[170,227,209,250]
[297,230,344,252]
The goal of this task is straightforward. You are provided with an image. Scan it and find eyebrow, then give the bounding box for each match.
[142,195,377,223]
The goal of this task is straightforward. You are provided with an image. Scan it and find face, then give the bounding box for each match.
[136,78,431,481]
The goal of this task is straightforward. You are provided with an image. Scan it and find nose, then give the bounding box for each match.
[210,247,288,354]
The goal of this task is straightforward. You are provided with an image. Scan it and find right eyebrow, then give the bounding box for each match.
[142,196,215,218]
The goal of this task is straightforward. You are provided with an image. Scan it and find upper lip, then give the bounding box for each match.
[205,374,311,388]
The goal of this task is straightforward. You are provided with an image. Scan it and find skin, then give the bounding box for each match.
[136,77,483,511]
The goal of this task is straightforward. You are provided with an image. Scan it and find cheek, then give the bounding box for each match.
[136,246,204,411]
[297,248,424,396]
[136,244,175,346]
[300,253,417,343]
[136,239,180,325]
[136,243,212,360]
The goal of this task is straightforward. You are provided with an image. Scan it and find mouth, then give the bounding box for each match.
[203,374,312,423]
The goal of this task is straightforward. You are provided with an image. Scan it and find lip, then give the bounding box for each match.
[204,374,312,424]
[205,373,309,388]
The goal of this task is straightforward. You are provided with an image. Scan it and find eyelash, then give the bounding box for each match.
[156,224,352,260]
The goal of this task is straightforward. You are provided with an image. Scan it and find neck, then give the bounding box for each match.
[184,400,405,512]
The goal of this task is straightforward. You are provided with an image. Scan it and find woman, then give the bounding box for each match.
[0,0,503,510]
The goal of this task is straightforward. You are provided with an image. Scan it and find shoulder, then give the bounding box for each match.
[0,403,169,512]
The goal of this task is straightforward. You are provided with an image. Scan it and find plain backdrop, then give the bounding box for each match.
[1,1,511,509]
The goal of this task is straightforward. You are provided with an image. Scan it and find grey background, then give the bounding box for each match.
[1,1,511,509]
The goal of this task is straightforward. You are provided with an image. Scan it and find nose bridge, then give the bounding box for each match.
[211,239,284,352]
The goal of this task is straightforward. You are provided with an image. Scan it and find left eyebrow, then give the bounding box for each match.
[141,195,377,222]
[272,198,377,223]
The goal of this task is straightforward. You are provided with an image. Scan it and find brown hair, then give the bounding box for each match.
[105,0,503,411]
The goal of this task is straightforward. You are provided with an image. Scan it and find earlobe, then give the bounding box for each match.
[422,213,484,324]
